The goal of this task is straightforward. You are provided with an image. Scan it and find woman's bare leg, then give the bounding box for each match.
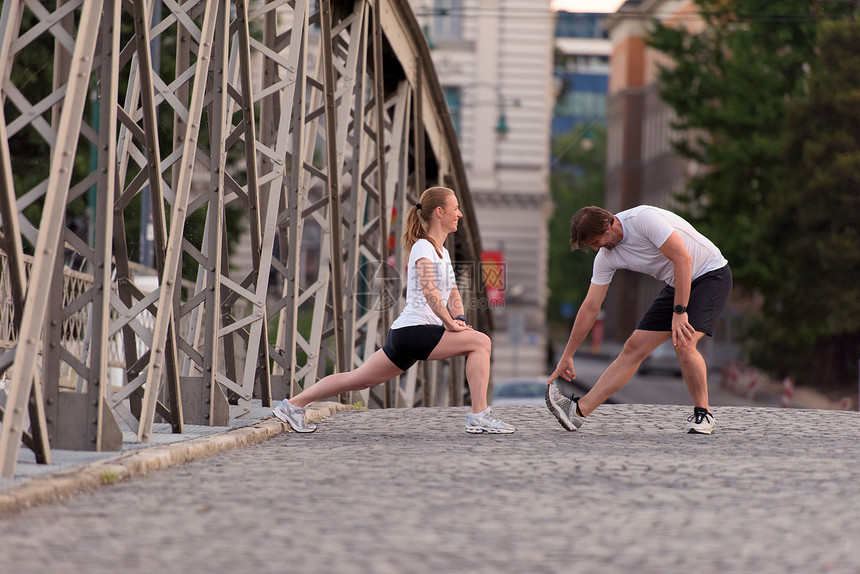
[427,330,492,412]
[287,349,403,408]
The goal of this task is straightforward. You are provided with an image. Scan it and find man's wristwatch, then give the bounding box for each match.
[454,314,467,322]
[673,305,687,315]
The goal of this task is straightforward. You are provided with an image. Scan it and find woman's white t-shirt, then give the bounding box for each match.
[592,205,727,287]
[390,238,457,329]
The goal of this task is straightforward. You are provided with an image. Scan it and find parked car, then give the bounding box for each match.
[491,376,592,406]
[638,340,683,376]
[491,377,549,406]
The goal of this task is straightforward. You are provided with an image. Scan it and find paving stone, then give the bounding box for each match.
[0,404,858,573]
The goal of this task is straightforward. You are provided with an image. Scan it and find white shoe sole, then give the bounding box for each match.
[545,385,579,431]
[687,413,715,434]
[465,426,515,434]
[273,404,317,433]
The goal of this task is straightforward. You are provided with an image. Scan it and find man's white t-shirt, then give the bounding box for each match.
[390,238,457,329]
[592,205,727,287]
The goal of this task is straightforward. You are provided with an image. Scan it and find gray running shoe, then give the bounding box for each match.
[273,400,317,433]
[465,408,516,434]
[686,407,715,434]
[545,381,585,431]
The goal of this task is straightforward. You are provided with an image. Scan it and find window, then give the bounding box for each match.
[433,0,463,40]
[555,91,606,120]
[555,12,606,39]
[443,86,461,137]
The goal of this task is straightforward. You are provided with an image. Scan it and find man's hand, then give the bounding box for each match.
[672,312,695,347]
[548,355,576,385]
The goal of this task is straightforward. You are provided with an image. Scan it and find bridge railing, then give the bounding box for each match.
[0,0,489,478]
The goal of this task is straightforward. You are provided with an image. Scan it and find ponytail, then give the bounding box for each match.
[402,205,430,252]
[401,186,455,257]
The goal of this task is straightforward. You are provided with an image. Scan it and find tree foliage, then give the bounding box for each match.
[648,0,837,288]
[756,21,860,389]
[547,125,606,326]
[648,1,860,389]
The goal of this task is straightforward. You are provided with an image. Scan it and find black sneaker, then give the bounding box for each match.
[686,407,715,434]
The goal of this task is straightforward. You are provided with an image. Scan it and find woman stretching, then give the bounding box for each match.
[273,186,516,434]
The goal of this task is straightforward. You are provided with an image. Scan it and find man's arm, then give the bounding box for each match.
[548,282,610,383]
[659,231,695,346]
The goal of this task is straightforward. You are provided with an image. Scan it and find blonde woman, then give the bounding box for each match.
[273,186,516,434]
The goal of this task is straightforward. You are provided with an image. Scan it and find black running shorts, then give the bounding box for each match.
[381,325,446,371]
[637,265,733,336]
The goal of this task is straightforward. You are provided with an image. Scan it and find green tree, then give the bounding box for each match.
[753,21,860,390]
[648,1,859,390]
[547,125,606,328]
[647,0,847,288]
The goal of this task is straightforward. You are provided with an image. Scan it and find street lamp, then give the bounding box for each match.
[495,113,509,136]
[459,83,519,139]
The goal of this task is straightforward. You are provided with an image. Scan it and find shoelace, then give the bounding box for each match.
[287,402,306,418]
[687,410,710,424]
[482,408,501,422]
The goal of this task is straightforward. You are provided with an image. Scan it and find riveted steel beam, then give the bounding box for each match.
[0,0,489,474]
[0,0,104,478]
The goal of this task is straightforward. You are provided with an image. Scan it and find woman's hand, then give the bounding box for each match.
[445,318,472,332]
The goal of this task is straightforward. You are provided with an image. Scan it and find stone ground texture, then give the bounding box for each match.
[0,404,859,573]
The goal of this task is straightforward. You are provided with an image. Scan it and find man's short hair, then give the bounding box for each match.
[570,206,614,252]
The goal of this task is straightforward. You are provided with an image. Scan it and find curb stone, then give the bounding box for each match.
[0,401,351,517]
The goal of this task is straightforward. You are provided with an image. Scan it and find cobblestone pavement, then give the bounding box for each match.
[1,404,859,574]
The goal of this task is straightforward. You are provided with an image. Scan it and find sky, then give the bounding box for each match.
[551,0,626,13]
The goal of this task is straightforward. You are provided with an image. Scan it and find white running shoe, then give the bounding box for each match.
[465,408,516,434]
[273,400,317,433]
[686,407,715,434]
[545,380,585,431]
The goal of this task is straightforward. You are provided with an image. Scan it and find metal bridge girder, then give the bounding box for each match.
[0,0,488,479]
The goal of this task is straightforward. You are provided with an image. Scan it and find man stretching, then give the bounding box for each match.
[546,205,732,434]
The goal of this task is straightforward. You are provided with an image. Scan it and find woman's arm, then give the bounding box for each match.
[416,258,467,331]
[447,283,466,321]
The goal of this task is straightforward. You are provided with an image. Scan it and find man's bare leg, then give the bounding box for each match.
[577,330,669,417]
[675,331,709,410]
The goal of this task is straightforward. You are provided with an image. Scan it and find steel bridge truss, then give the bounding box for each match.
[0,0,488,477]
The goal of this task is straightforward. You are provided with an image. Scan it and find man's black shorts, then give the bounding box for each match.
[381,325,446,371]
[637,265,733,336]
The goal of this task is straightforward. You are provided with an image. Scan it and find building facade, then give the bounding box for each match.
[553,11,611,136]
[410,0,555,378]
